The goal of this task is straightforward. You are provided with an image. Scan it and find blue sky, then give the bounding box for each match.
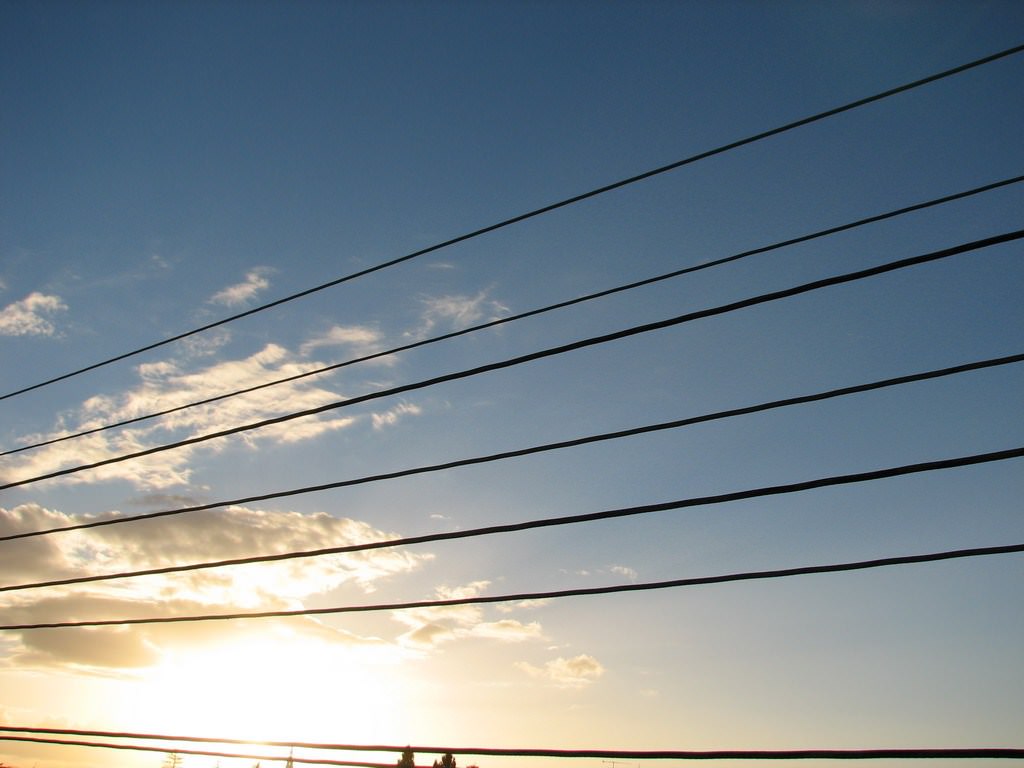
[1,2,1023,768]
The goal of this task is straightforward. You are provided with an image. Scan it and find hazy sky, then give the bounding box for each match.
[1,3,1022,768]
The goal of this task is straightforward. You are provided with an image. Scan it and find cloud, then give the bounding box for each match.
[564,565,637,580]
[0,342,364,489]
[394,581,544,649]
[208,267,272,307]
[125,493,205,509]
[16,626,160,670]
[496,599,550,613]
[516,654,605,687]
[610,564,638,580]
[409,290,509,338]
[471,619,544,642]
[372,401,422,430]
[180,326,232,358]
[0,503,430,673]
[0,292,67,336]
[0,311,433,491]
[299,325,385,357]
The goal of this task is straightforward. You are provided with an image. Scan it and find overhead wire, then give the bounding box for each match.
[1,731,1023,762]
[3,538,1022,631]
[2,43,1021,404]
[1,47,1021,763]
[0,444,1020,593]
[0,736,393,768]
[2,228,1021,492]
[3,173,1020,459]
[2,351,1018,544]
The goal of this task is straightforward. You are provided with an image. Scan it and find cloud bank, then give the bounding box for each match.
[0,503,429,673]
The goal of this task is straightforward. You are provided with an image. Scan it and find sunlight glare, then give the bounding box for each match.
[136,627,407,743]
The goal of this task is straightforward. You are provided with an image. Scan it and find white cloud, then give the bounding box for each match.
[0,342,363,489]
[409,290,509,338]
[300,325,384,357]
[393,581,545,649]
[180,326,232,358]
[0,317,429,491]
[0,292,67,336]
[496,599,550,613]
[516,654,605,687]
[208,267,272,307]
[471,619,544,642]
[565,565,637,580]
[610,564,638,580]
[372,401,422,430]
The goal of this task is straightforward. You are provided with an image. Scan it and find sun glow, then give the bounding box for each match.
[133,627,409,743]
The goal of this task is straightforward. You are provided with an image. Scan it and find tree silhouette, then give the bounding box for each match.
[161,753,183,768]
[432,753,456,768]
[397,748,415,768]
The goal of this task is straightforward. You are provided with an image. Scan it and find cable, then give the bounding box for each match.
[0,435,1019,595]
[2,44,1021,403]
[3,228,1020,493]
[0,736,393,767]
[4,538,1022,631]
[1,733,1022,762]
[2,351,1019,544]
[4,173,1020,459]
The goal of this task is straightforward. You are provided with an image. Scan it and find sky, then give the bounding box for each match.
[1,2,1023,768]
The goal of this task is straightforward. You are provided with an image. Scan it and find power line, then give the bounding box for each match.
[3,228,1020,493]
[1,430,1019,595]
[1,732,1022,762]
[4,537,1022,631]
[2,43,1020,404]
[4,173,1020,459]
[0,736,393,768]
[1,349,1018,544]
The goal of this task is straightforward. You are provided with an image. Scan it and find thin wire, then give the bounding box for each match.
[0,736,393,768]
[1,733,1022,762]
[4,173,1020,459]
[3,228,1020,493]
[4,537,1022,631]
[2,43,1021,403]
[0,421,1019,595]
[3,352,1018,544]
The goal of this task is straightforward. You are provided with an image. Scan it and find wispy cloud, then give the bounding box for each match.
[372,401,422,430]
[299,325,385,357]
[0,341,372,489]
[516,654,605,687]
[610,564,638,580]
[0,292,67,337]
[208,267,273,307]
[496,599,550,613]
[408,290,509,339]
[564,565,638,580]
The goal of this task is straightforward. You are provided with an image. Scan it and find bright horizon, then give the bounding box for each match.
[1,3,1022,768]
